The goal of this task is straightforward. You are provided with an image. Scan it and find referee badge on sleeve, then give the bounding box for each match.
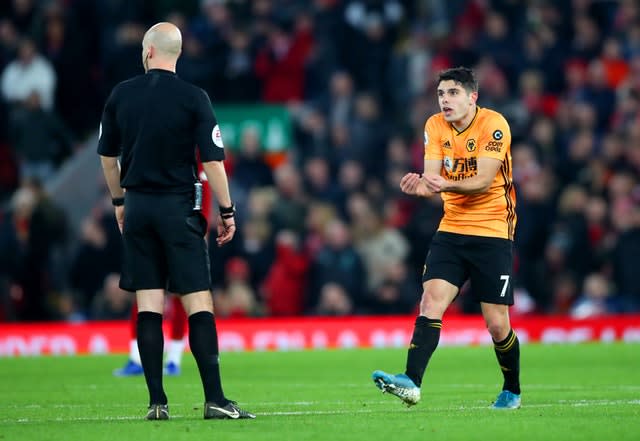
[212,124,224,148]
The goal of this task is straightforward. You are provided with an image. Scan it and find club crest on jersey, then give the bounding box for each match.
[493,130,503,140]
[466,139,476,152]
[212,124,224,148]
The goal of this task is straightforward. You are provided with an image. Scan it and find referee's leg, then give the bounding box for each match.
[179,291,226,401]
[136,289,168,408]
[180,290,255,418]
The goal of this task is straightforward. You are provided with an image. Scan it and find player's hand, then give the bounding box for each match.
[400,173,431,197]
[216,216,236,247]
[115,206,125,233]
[422,174,448,193]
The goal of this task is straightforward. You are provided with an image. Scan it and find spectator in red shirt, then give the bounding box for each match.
[254,16,313,103]
[261,230,309,316]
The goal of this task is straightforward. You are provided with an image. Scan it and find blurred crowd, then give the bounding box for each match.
[0,0,639,322]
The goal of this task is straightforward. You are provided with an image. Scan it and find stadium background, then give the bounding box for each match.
[0,0,639,332]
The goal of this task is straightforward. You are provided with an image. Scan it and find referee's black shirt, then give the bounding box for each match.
[97,69,225,193]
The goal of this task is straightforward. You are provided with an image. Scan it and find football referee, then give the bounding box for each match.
[98,22,254,420]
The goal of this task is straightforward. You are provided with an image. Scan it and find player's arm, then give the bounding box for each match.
[424,157,502,195]
[400,159,442,198]
[401,117,444,198]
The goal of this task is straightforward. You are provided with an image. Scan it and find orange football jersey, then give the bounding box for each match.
[424,107,516,240]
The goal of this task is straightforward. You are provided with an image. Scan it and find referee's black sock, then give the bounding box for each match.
[137,311,167,405]
[405,316,442,387]
[189,311,226,405]
[493,329,521,395]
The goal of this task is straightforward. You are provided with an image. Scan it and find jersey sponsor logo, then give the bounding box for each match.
[445,156,478,180]
[442,140,451,149]
[450,157,478,174]
[485,141,503,152]
[493,129,503,140]
[212,124,224,148]
[445,156,478,176]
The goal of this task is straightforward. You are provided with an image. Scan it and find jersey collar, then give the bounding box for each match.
[147,68,177,75]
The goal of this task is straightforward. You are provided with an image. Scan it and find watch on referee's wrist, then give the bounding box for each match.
[112,197,125,206]
[219,203,235,219]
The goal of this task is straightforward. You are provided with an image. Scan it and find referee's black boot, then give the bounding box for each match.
[204,400,256,419]
[145,404,169,420]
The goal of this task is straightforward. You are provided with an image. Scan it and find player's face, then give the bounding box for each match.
[437,80,477,124]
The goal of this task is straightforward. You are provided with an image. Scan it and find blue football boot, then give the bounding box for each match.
[491,390,521,409]
[163,361,181,376]
[372,370,421,406]
[113,359,144,377]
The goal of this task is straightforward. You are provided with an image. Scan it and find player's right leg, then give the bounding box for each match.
[372,278,458,406]
[373,232,464,406]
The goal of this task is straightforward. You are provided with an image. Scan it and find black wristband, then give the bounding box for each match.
[112,197,125,207]
[219,203,235,215]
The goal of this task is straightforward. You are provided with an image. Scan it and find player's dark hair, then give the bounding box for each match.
[437,67,478,93]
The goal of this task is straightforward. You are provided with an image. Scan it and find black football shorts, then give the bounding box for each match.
[422,231,514,305]
[120,191,211,294]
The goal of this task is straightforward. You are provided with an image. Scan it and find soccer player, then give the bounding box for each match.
[372,67,521,409]
[114,161,213,377]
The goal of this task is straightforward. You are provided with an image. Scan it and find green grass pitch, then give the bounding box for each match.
[1,343,638,441]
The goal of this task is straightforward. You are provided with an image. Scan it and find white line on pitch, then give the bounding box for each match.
[3,399,639,424]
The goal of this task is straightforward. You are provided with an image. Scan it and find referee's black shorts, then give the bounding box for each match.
[119,190,211,294]
[422,231,514,305]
